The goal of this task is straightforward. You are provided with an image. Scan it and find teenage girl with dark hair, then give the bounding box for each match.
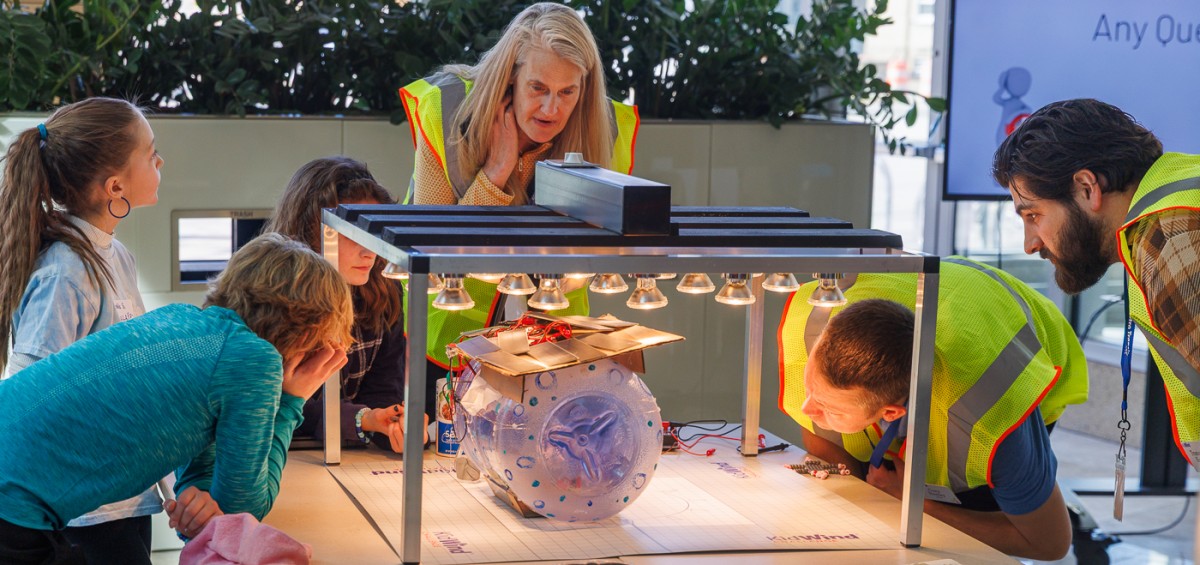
[267,156,430,452]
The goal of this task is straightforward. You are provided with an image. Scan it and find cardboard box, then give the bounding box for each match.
[450,312,684,403]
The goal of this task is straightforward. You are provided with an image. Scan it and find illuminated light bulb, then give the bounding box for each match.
[807,273,847,308]
[528,275,569,311]
[589,273,629,294]
[762,272,800,293]
[715,274,755,306]
[626,275,668,310]
[676,273,716,294]
[382,262,408,280]
[497,273,536,295]
[433,275,475,311]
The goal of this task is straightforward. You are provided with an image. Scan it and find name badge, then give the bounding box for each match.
[1184,442,1200,472]
[924,484,962,505]
[113,299,136,322]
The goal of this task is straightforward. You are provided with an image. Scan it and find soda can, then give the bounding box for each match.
[436,377,459,457]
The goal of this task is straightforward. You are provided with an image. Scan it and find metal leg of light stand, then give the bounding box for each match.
[321,226,342,465]
[901,270,937,547]
[401,270,429,564]
[740,275,767,456]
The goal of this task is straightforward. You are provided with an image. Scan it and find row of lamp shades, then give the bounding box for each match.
[381,266,847,312]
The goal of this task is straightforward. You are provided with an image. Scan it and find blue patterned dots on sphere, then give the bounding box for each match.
[454,359,662,522]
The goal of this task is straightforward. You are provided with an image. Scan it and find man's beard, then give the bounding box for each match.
[1043,203,1114,295]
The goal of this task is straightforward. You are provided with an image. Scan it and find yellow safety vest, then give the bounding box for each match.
[402,278,589,370]
[778,257,1088,493]
[1115,152,1200,470]
[399,71,639,202]
[396,72,637,369]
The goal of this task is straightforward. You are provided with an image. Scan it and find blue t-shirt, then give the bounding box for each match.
[888,406,1057,515]
[0,304,303,530]
[6,215,144,375]
[988,407,1058,515]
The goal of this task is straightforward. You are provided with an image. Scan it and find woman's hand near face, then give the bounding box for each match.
[281,345,348,399]
[482,94,519,190]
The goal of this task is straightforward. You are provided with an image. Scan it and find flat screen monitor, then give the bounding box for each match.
[944,0,1200,200]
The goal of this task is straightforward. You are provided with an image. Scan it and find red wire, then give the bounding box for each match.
[670,428,715,457]
[675,432,766,450]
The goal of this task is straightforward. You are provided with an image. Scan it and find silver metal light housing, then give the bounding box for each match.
[432,275,475,311]
[626,275,668,310]
[528,274,569,311]
[715,273,755,305]
[807,273,847,307]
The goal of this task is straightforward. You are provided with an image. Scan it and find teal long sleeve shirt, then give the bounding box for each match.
[0,304,303,530]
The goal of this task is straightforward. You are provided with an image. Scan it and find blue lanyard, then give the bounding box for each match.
[1117,277,1133,460]
[870,418,903,468]
[1120,279,1134,414]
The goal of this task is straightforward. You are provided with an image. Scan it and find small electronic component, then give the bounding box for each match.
[787,458,848,479]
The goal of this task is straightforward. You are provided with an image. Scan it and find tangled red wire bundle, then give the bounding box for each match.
[489,314,574,345]
[670,428,766,457]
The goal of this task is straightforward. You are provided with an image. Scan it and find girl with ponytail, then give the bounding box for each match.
[0,97,163,563]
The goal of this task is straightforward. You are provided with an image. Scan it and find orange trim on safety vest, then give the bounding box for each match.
[1117,204,1200,343]
[1162,380,1193,467]
[777,291,801,418]
[627,105,641,174]
[398,88,418,148]
[399,87,446,174]
[985,365,1062,489]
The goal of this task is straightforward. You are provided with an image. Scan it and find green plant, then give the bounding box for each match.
[574,0,943,152]
[0,3,50,110]
[1,0,943,151]
[1,0,164,109]
[796,0,946,153]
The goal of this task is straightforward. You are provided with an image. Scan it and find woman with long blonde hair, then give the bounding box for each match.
[397,3,639,379]
[400,2,638,205]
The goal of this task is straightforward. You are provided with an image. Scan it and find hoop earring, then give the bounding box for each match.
[108,197,131,219]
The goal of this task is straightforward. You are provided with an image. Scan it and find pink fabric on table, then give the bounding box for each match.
[179,513,312,565]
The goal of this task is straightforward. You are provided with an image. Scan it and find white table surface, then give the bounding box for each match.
[263,440,1018,565]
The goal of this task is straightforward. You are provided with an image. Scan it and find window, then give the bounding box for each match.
[171,209,271,291]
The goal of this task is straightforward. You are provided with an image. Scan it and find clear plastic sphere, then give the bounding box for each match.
[454,358,662,522]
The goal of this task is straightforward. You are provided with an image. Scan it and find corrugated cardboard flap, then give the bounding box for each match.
[452,313,684,377]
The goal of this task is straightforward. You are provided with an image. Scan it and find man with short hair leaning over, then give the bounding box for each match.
[779,257,1089,560]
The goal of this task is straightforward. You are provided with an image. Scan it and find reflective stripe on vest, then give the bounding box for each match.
[942,258,1061,490]
[1115,154,1200,469]
[400,72,639,203]
[779,257,1078,492]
